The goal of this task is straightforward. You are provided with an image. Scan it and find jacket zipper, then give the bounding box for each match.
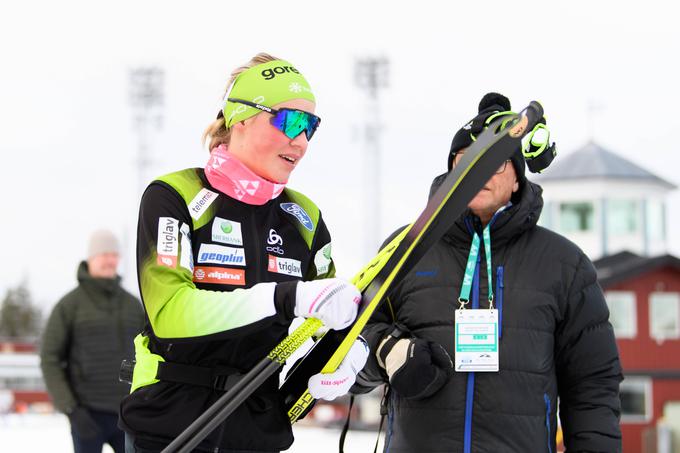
[250,211,262,283]
[544,393,553,453]
[463,250,481,453]
[497,266,504,339]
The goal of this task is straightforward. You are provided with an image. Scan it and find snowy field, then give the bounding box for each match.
[0,414,383,453]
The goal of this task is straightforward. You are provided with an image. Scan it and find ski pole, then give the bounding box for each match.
[161,318,322,453]
[161,232,412,453]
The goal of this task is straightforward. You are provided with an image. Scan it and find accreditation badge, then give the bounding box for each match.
[454,309,499,372]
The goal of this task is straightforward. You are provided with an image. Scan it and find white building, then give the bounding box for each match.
[535,141,676,260]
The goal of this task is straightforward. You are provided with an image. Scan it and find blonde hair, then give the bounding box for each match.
[202,52,281,151]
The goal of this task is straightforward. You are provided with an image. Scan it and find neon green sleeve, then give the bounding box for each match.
[137,183,283,341]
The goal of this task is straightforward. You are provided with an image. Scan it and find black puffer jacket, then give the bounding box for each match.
[355,178,622,453]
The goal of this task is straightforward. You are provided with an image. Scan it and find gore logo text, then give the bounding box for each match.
[261,66,299,80]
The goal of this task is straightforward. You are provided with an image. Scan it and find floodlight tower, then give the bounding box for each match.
[129,67,165,196]
[125,67,164,285]
[354,57,389,259]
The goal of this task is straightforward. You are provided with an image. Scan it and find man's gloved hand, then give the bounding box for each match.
[521,117,557,173]
[294,278,361,330]
[377,332,453,400]
[308,336,369,400]
[68,406,100,439]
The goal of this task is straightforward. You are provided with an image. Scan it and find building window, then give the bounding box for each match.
[620,377,652,423]
[605,291,637,338]
[559,202,594,233]
[607,199,640,235]
[646,200,666,241]
[649,292,680,340]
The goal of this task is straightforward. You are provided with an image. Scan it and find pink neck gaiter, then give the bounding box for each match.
[205,144,286,206]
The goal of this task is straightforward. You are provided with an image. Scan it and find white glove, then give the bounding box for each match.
[294,278,361,330]
[308,337,369,401]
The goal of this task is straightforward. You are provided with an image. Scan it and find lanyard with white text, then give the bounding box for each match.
[458,224,493,309]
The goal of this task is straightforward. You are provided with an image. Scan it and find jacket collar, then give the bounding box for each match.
[427,172,544,249]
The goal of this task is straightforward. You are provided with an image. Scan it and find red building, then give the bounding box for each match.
[0,340,51,412]
[594,251,680,452]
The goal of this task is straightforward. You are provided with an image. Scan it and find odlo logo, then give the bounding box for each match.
[261,65,299,80]
[266,229,284,255]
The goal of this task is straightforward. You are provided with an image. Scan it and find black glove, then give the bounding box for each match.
[68,406,100,439]
[377,332,453,400]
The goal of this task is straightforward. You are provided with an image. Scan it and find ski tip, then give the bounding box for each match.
[527,101,544,122]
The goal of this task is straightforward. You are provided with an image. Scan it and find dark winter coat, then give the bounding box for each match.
[40,261,144,414]
[355,178,623,453]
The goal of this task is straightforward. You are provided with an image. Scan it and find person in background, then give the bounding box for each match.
[119,52,368,453]
[41,229,144,453]
[354,93,622,452]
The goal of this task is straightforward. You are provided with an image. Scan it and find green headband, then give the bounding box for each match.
[222,60,316,128]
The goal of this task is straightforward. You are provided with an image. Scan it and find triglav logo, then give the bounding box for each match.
[280,203,314,231]
[157,217,179,268]
[266,229,284,255]
[267,255,302,277]
[212,217,243,246]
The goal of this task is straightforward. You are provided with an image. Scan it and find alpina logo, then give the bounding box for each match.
[193,266,245,286]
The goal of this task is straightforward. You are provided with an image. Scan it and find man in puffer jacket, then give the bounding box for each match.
[354,93,622,453]
[41,229,144,453]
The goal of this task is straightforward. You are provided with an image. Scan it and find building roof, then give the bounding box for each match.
[536,141,676,189]
[594,251,680,287]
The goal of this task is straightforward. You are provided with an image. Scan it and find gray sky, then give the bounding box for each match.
[2,0,679,311]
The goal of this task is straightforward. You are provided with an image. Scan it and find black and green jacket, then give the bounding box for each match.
[40,261,144,414]
[119,168,335,452]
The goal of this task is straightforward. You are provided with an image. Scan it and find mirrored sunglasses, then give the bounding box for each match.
[227,98,321,141]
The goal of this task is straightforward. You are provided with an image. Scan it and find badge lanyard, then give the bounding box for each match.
[455,224,499,372]
[458,224,494,309]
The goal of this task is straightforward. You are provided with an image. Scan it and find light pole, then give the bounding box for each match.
[129,67,165,196]
[354,56,389,259]
[125,67,164,285]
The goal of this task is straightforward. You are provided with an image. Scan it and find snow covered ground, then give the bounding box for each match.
[0,414,383,453]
